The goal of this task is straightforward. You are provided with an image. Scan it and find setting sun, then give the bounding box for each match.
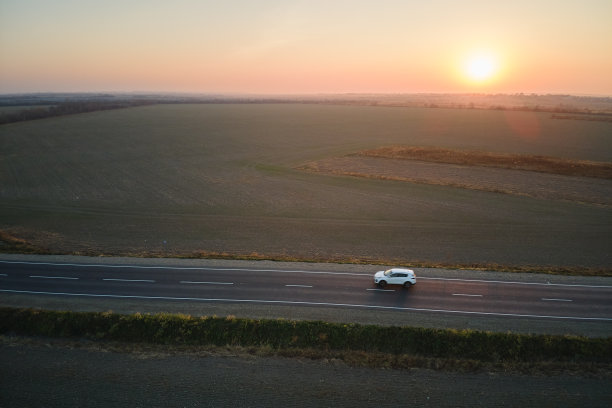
[0,1,611,94]
[464,54,498,82]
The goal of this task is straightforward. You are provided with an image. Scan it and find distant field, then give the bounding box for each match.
[354,146,612,179]
[299,146,612,206]
[1,104,611,270]
[0,105,54,114]
[299,156,612,206]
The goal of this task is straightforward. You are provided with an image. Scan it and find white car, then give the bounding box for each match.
[374,268,416,288]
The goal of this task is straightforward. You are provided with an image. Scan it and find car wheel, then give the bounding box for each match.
[378,280,387,288]
[403,281,413,288]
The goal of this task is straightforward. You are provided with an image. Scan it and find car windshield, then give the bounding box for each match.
[384,269,392,276]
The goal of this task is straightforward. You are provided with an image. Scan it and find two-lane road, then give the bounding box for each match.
[1,259,611,325]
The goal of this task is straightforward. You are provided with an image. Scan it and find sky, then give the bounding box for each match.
[1,0,611,95]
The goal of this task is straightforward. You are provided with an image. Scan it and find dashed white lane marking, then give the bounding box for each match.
[3,260,611,289]
[29,275,78,280]
[542,298,573,302]
[452,293,483,297]
[2,289,610,321]
[285,284,313,288]
[180,281,233,285]
[367,288,395,292]
[0,273,7,277]
[102,278,155,283]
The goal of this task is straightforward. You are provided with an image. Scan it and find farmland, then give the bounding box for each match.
[0,103,610,270]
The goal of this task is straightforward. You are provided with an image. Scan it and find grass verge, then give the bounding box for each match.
[1,308,610,375]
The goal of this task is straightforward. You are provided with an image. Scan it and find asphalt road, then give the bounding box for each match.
[1,257,611,327]
[2,255,611,408]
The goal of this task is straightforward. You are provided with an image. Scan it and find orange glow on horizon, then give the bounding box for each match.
[1,2,611,95]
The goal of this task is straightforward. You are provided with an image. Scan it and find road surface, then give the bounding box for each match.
[1,256,610,337]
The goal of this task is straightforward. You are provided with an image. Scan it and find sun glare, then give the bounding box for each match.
[464,54,498,82]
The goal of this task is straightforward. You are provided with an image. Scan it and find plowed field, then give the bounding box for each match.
[1,104,610,269]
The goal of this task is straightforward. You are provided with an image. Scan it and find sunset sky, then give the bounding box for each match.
[1,0,611,95]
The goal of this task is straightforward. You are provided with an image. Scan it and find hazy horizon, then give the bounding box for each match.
[2,91,612,98]
[2,1,611,96]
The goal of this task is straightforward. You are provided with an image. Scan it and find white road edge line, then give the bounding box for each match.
[419,276,611,289]
[542,298,573,302]
[29,275,79,280]
[2,289,610,321]
[102,278,155,283]
[180,281,233,285]
[452,293,483,297]
[0,260,365,276]
[3,260,611,288]
[285,284,313,288]
[367,288,395,292]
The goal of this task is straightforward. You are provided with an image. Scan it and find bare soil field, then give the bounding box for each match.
[1,103,611,270]
[2,336,611,408]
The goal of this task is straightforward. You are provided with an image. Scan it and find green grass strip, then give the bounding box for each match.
[1,307,609,364]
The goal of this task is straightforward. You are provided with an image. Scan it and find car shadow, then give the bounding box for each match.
[367,284,416,308]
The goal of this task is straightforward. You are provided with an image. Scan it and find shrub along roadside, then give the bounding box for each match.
[1,307,610,365]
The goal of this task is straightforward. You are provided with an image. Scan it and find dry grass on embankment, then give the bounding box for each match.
[0,231,50,254]
[2,308,610,375]
[353,146,612,179]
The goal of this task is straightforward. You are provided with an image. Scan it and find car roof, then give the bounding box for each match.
[390,268,413,273]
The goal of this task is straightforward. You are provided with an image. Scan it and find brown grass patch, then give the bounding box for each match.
[552,114,612,123]
[353,146,612,179]
[0,230,50,254]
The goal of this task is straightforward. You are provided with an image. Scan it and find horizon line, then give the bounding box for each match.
[1,91,611,98]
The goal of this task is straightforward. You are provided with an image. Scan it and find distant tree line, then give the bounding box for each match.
[551,113,612,123]
[421,102,612,116]
[2,94,611,125]
[0,100,157,125]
